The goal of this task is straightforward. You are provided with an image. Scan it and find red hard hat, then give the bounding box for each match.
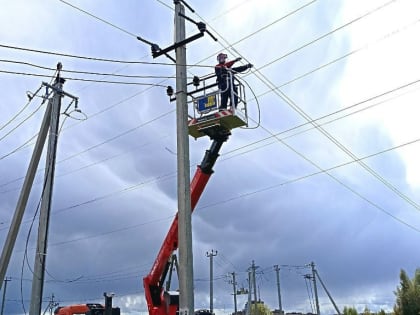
[217,53,227,63]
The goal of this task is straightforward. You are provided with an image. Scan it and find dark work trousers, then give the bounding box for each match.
[219,84,238,110]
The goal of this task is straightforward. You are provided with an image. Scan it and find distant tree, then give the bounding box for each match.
[394,268,420,315]
[249,302,271,315]
[343,306,358,315]
[377,309,386,315]
[363,306,371,315]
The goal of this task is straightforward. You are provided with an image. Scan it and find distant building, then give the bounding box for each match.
[272,309,284,315]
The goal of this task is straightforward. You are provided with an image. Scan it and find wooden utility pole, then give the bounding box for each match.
[174,1,193,315]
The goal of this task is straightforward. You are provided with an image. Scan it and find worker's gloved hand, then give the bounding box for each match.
[247,63,253,68]
[235,57,242,62]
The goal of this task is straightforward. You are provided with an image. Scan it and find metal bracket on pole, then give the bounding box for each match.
[42,81,78,101]
[137,1,216,62]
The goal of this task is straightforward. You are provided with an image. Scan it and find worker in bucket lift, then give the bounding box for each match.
[215,53,253,111]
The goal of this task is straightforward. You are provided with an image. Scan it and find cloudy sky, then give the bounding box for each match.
[1,0,420,314]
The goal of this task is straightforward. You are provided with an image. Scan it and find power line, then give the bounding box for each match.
[1,78,418,236]
[4,21,417,190]
[0,43,160,64]
[190,0,317,67]
[0,101,45,145]
[2,87,419,232]
[238,77,420,158]
[223,0,317,51]
[256,0,397,72]
[0,69,169,87]
[192,0,420,226]
[58,0,139,38]
[212,0,420,212]
[26,136,420,233]
[0,59,180,79]
[0,84,44,133]
[253,16,420,95]
[0,43,211,67]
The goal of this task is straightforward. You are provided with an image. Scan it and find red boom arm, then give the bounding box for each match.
[143,133,229,315]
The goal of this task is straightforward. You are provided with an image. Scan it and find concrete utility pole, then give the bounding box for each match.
[314,269,341,315]
[310,262,320,315]
[44,293,59,315]
[206,250,218,313]
[248,261,260,315]
[0,96,53,291]
[0,277,10,315]
[250,261,258,303]
[274,265,283,314]
[230,272,238,314]
[30,75,65,315]
[247,271,252,315]
[174,1,193,315]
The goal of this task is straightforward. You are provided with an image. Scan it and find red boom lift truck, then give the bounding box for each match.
[143,71,248,315]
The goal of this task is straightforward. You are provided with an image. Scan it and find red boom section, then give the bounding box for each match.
[143,167,210,310]
[143,132,229,315]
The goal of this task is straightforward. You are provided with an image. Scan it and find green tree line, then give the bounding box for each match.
[343,268,420,315]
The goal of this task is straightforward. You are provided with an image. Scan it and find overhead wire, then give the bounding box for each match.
[1,6,418,242]
[0,0,318,163]
[0,84,43,133]
[191,1,420,230]
[251,16,420,100]
[0,0,406,158]
[0,43,159,64]
[0,100,45,144]
[304,275,315,313]
[2,20,418,191]
[196,0,420,215]
[0,133,38,161]
[234,77,420,157]
[0,69,169,87]
[0,43,212,68]
[1,1,418,284]
[59,0,139,38]
[10,132,419,240]
[255,0,397,72]
[0,58,180,79]
[0,134,170,195]
[0,0,320,173]
[2,93,420,232]
[7,3,416,306]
